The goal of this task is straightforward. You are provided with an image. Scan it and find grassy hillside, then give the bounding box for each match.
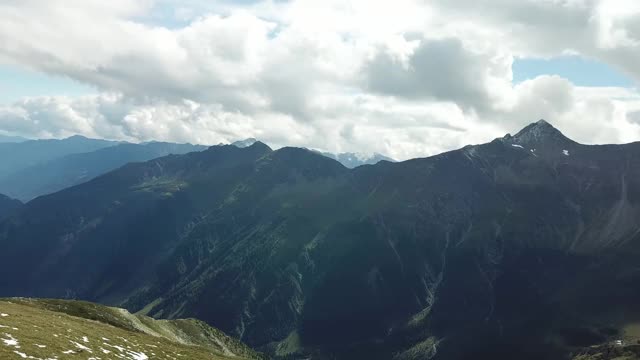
[0,298,263,360]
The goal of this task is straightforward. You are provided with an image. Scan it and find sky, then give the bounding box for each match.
[1,0,640,160]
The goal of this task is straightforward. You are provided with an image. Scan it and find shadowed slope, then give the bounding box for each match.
[2,121,640,359]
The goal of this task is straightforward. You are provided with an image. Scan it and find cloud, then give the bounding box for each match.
[430,0,640,83]
[361,37,510,115]
[0,94,312,147]
[0,0,639,160]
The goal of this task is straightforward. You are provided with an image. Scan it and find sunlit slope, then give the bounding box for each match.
[0,298,263,360]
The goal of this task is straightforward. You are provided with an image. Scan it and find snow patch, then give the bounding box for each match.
[13,351,27,358]
[0,313,8,317]
[511,144,524,149]
[103,342,149,359]
[2,333,19,347]
[82,336,89,343]
[70,340,92,352]
[129,350,149,360]
[563,150,570,156]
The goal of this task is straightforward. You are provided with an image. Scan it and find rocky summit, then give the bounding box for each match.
[1,121,640,359]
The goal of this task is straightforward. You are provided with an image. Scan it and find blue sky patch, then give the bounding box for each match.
[0,64,95,104]
[512,55,635,87]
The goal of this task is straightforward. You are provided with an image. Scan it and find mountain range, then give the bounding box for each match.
[0,134,29,143]
[315,151,395,168]
[1,120,640,359]
[0,135,119,179]
[0,141,207,201]
[231,137,395,168]
[0,135,392,202]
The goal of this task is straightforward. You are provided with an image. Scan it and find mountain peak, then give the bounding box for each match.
[246,140,271,152]
[231,138,259,148]
[515,119,559,136]
[507,119,575,148]
[65,135,91,141]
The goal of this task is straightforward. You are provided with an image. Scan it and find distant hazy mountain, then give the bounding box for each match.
[0,193,21,220]
[231,138,259,148]
[229,138,395,168]
[0,141,207,201]
[0,135,119,178]
[4,121,640,359]
[317,151,395,168]
[0,134,28,143]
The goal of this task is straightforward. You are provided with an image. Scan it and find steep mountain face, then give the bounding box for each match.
[1,120,640,359]
[0,135,119,178]
[0,142,207,201]
[0,194,21,220]
[0,298,262,359]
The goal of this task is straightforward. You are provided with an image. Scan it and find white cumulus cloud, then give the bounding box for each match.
[0,0,639,160]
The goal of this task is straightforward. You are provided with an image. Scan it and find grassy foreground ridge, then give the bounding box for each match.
[0,298,263,360]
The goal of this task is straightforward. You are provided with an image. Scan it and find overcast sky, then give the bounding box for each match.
[1,0,639,160]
